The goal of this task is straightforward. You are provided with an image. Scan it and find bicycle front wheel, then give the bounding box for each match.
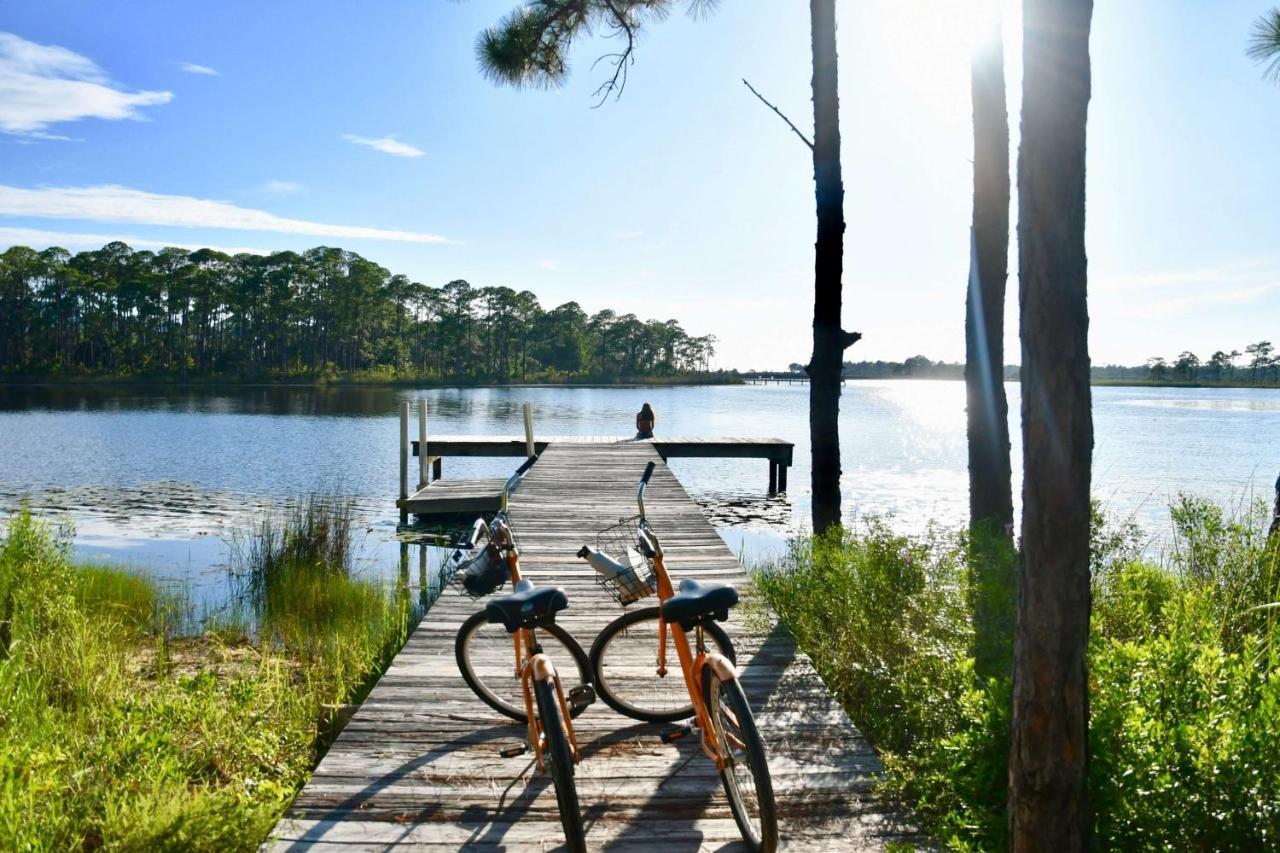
[590,605,735,723]
[703,669,778,853]
[534,677,586,853]
[456,610,591,722]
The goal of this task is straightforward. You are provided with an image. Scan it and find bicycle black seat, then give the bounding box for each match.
[660,578,738,630]
[485,579,569,632]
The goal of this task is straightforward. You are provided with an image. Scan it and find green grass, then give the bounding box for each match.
[0,501,415,850]
[756,497,1280,851]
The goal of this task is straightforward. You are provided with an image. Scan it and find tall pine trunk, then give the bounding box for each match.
[808,0,859,534]
[965,10,1015,681]
[1010,0,1094,848]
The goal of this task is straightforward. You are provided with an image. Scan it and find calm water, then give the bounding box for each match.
[1,382,1277,604]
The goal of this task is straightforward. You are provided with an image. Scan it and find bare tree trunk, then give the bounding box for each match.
[808,0,859,535]
[967,13,1013,536]
[966,10,1015,681]
[1010,0,1094,849]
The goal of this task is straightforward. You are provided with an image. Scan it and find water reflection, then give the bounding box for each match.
[3,381,1278,601]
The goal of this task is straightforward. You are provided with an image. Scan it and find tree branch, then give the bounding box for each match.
[742,78,813,151]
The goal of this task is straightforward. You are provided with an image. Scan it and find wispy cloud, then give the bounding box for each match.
[1097,260,1278,292]
[179,62,219,76]
[1099,259,1280,319]
[0,32,172,135]
[261,179,302,194]
[611,230,645,240]
[342,134,424,158]
[0,184,452,244]
[1129,284,1280,319]
[0,226,267,255]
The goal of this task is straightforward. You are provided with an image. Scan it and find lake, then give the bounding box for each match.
[1,382,1277,608]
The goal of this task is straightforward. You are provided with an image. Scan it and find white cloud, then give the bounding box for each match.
[536,258,560,271]
[0,226,266,255]
[1097,259,1280,319]
[342,134,424,158]
[1096,260,1278,292]
[179,62,219,76]
[0,184,452,244]
[261,179,302,194]
[0,32,172,135]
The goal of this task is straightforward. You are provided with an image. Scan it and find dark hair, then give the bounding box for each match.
[640,403,654,415]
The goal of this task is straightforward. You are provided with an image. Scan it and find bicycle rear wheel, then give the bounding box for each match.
[590,605,735,723]
[703,668,778,853]
[456,610,591,722]
[534,677,586,853]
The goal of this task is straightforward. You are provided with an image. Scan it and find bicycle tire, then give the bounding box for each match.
[534,676,586,853]
[590,605,736,723]
[456,610,591,722]
[703,668,779,853]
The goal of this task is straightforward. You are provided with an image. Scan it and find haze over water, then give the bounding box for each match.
[1,381,1277,599]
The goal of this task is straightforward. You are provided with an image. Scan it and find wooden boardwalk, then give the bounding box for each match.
[271,443,917,851]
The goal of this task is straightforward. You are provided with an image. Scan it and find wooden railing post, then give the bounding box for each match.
[523,402,535,458]
[399,401,409,524]
[418,399,429,489]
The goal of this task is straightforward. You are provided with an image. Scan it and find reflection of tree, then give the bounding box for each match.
[0,243,715,381]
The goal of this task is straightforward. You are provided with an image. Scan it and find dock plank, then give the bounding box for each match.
[269,442,916,851]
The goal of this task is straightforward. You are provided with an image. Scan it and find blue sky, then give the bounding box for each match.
[1,0,1278,370]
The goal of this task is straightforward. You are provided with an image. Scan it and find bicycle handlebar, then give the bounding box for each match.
[636,461,655,519]
[499,454,539,511]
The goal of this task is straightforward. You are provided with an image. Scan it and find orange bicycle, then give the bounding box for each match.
[578,461,779,853]
[449,458,593,853]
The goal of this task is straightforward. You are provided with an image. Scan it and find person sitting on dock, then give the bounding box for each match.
[635,403,656,439]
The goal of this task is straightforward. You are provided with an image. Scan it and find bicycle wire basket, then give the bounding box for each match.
[591,515,658,606]
[446,542,507,599]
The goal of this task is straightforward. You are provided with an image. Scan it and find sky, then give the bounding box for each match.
[0,0,1278,370]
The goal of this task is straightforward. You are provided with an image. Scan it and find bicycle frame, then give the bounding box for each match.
[462,453,581,769]
[636,463,742,770]
[477,513,581,770]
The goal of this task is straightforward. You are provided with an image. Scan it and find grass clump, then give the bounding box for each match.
[0,499,414,850]
[756,496,1280,850]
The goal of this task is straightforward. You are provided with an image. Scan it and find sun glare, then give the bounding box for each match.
[861,0,1018,122]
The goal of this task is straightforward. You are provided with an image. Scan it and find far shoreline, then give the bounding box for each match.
[4,375,1279,391]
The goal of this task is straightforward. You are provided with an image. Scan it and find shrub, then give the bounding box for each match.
[757,499,1280,850]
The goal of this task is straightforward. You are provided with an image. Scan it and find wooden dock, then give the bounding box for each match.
[398,414,796,519]
[274,442,917,850]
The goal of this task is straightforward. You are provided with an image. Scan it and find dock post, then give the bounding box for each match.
[523,402,535,458]
[433,457,442,480]
[768,461,778,495]
[778,462,788,493]
[418,399,429,489]
[399,401,409,524]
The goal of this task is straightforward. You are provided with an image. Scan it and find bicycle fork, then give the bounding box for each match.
[517,644,581,772]
[658,616,744,771]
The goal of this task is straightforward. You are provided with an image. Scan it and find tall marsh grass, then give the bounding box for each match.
[756,496,1280,850]
[0,497,414,850]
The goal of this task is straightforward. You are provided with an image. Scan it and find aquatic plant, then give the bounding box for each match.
[0,501,414,850]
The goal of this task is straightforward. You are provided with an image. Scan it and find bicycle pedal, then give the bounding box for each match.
[498,743,529,758]
[568,684,597,711]
[660,725,693,744]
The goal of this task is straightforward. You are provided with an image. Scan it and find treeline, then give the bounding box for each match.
[0,242,716,382]
[1143,343,1278,384]
[773,349,1280,386]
